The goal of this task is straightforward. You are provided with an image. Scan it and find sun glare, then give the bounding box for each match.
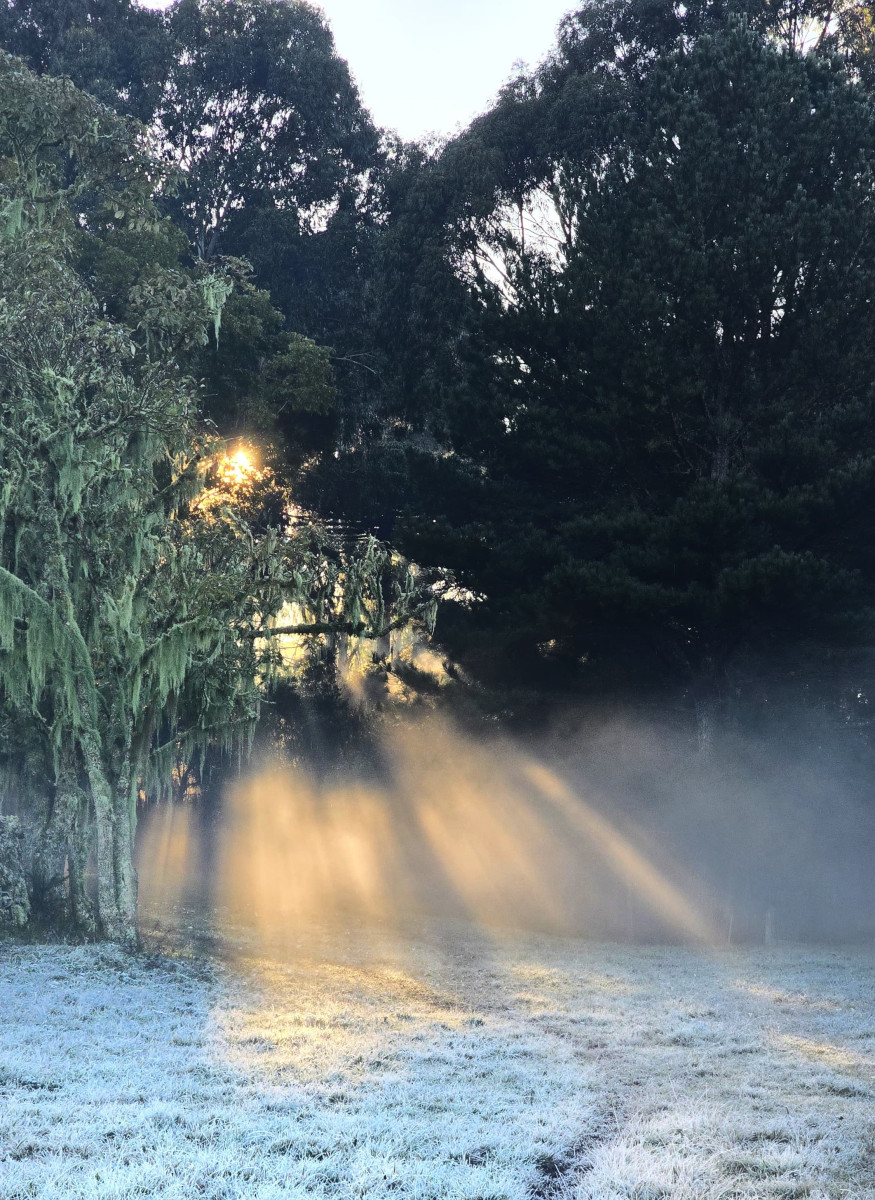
[191,443,264,514]
[219,447,256,487]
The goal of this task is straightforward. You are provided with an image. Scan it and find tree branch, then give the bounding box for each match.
[250,613,416,640]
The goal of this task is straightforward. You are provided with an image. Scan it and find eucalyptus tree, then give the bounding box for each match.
[0,0,402,493]
[159,0,379,261]
[158,0,385,449]
[0,0,170,120]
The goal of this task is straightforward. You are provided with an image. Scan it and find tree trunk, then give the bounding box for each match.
[23,745,94,932]
[112,760,139,939]
[67,821,95,935]
[79,722,137,945]
[30,776,75,927]
[72,665,138,944]
[60,755,96,936]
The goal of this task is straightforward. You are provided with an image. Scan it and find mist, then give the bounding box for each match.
[137,709,875,953]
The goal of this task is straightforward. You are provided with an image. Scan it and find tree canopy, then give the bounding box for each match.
[0,48,436,940]
[342,9,875,715]
[160,0,378,260]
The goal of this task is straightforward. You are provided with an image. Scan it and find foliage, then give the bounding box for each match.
[361,17,875,710]
[159,0,379,261]
[0,50,438,940]
[0,0,170,120]
[3,0,875,748]
[189,271,340,471]
[0,0,386,460]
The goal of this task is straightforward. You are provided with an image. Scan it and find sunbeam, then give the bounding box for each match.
[138,717,721,955]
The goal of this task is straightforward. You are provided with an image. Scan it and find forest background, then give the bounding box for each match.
[2,0,875,942]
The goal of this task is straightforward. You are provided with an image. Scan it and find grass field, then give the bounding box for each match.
[1,925,874,1199]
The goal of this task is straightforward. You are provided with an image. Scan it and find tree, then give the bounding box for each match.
[0,0,396,505]
[0,0,170,120]
[0,52,437,942]
[367,20,875,714]
[186,270,340,472]
[159,0,378,261]
[160,0,385,454]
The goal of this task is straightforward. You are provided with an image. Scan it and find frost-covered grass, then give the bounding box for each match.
[1,925,874,1199]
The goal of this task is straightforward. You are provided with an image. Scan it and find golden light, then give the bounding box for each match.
[191,442,263,515]
[218,446,257,487]
[520,759,718,944]
[137,716,722,958]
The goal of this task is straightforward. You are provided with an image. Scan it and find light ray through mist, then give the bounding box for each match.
[138,718,721,953]
[520,760,716,943]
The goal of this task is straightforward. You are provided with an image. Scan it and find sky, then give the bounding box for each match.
[316,1,575,139]
[142,1,576,140]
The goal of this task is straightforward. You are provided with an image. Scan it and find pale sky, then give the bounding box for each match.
[316,1,575,140]
[141,1,576,140]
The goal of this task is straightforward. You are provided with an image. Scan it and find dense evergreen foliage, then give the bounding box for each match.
[381,24,875,710]
[323,0,875,713]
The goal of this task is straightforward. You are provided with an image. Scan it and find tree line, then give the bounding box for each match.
[2,0,875,937]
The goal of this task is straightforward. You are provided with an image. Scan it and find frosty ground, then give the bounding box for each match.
[1,924,873,1200]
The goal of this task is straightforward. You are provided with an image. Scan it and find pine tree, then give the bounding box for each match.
[374,20,875,712]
